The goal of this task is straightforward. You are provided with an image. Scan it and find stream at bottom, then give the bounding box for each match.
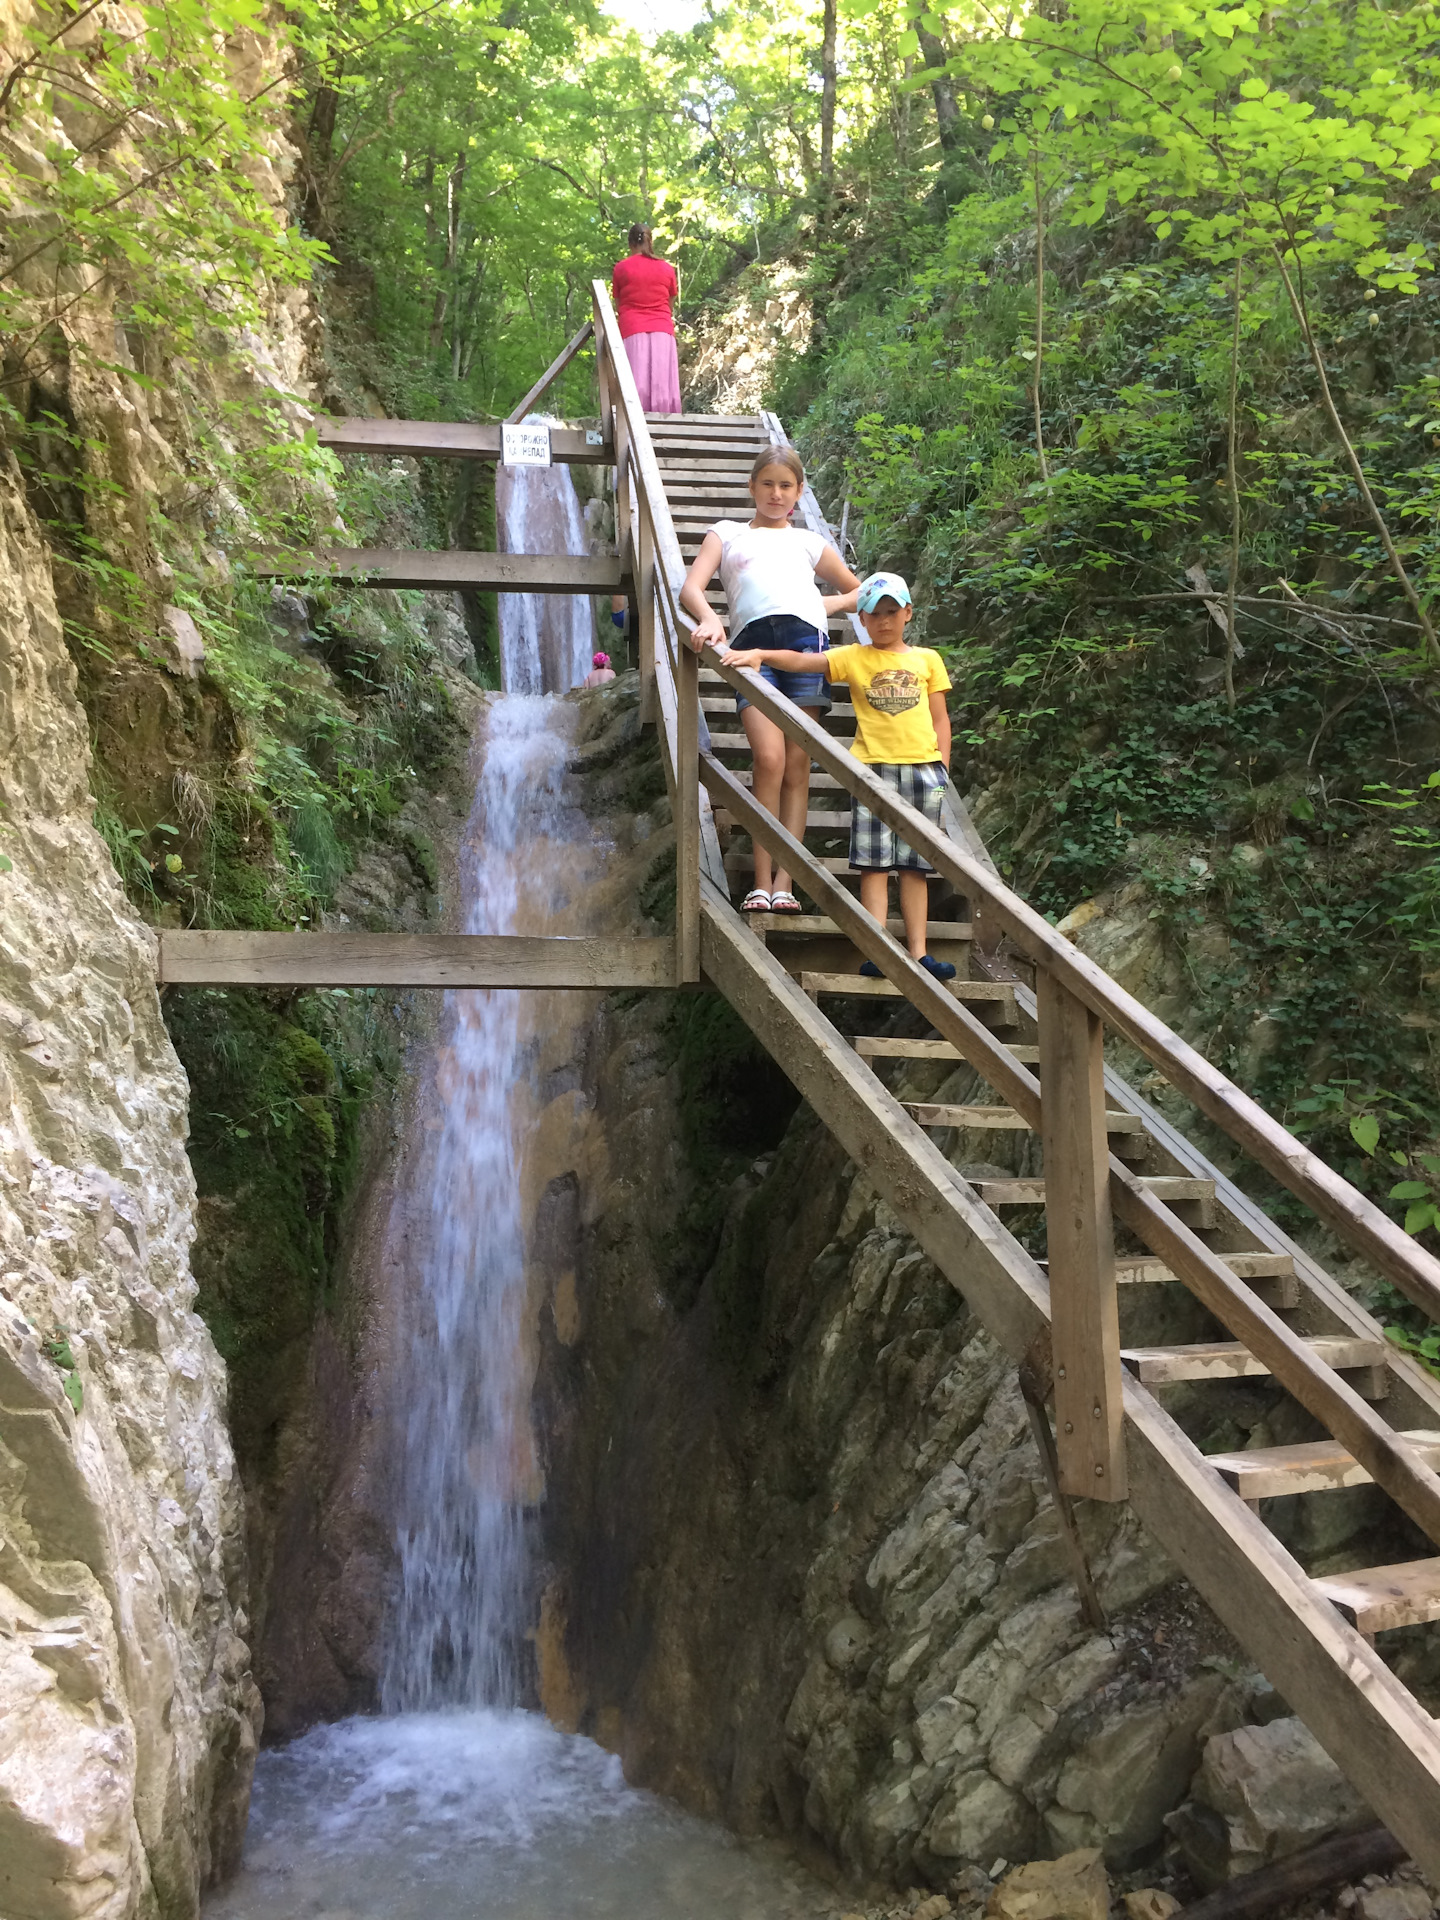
[204,1710,842,1920]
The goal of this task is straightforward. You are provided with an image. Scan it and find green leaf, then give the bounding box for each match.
[1350,1113,1380,1156]
[1404,1202,1439,1235]
[0,854,11,873]
[1390,1180,1431,1199]
[63,1371,84,1416]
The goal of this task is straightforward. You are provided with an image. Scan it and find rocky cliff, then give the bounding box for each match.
[0,458,259,1915]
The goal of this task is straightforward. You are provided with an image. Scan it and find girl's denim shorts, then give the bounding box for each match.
[731,613,830,712]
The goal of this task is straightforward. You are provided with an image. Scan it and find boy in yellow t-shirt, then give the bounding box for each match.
[725,571,955,979]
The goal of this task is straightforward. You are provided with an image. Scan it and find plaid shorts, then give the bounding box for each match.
[849,762,948,872]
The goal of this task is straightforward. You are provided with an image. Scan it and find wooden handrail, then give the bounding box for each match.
[591,280,700,980]
[700,644,1440,1327]
[505,319,594,425]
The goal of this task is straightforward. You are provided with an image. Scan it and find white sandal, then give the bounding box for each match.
[769,890,803,913]
[741,888,772,912]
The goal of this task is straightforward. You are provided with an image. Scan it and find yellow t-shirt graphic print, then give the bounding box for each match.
[825,643,951,763]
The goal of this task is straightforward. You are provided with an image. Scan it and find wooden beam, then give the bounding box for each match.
[1037,970,1126,1501]
[156,932,676,989]
[249,548,624,594]
[314,419,610,463]
[701,644,1440,1328]
[505,320,593,425]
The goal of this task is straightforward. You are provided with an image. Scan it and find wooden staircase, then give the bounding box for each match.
[166,284,1440,1874]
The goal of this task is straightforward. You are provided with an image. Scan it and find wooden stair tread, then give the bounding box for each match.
[1121,1335,1388,1384]
[856,1036,1041,1063]
[1208,1430,1440,1501]
[748,915,972,938]
[1112,1251,1300,1307]
[727,854,858,876]
[800,972,1015,1005]
[980,1175,1215,1206]
[710,732,855,751]
[907,1102,1142,1133]
[1313,1558,1440,1634]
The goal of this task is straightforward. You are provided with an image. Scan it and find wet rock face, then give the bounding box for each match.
[0,468,258,1907]
[539,1061,1270,1890]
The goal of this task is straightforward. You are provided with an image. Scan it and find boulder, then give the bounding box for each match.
[1124,1891,1181,1920]
[1357,1887,1434,1920]
[1166,1718,1371,1888]
[985,1848,1111,1920]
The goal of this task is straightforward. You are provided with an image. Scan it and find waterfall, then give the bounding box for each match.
[380,432,595,1710]
[493,414,596,694]
[380,694,571,1710]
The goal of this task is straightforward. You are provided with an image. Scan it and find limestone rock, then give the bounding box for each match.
[984,1848,1110,1920]
[159,603,206,677]
[1358,1885,1434,1920]
[1124,1890,1181,1920]
[1167,1718,1372,1888]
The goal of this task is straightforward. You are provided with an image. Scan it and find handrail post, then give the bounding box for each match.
[636,499,657,726]
[676,635,700,981]
[1037,966,1127,1501]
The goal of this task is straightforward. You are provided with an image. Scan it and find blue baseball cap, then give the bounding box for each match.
[857,571,912,613]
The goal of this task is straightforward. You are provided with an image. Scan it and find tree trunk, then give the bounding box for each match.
[918,28,960,153]
[820,0,838,184]
[300,77,340,234]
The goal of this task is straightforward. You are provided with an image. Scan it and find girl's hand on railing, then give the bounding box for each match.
[725,649,761,669]
[687,610,728,652]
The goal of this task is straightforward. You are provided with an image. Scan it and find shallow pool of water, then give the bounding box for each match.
[205,1710,844,1920]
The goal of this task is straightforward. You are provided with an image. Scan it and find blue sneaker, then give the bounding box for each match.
[858,958,883,979]
[919,953,956,981]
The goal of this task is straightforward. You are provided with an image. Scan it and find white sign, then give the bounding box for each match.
[502,423,551,467]
[586,428,604,446]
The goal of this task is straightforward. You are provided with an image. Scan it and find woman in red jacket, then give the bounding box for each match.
[612,224,681,414]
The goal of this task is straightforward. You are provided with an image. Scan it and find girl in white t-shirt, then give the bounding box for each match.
[680,447,860,912]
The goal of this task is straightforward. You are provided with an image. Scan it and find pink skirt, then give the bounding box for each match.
[623,331,682,414]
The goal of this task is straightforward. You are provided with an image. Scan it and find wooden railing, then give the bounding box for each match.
[587,276,1440,1537]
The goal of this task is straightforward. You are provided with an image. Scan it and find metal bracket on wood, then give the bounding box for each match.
[1018,1331,1109,1633]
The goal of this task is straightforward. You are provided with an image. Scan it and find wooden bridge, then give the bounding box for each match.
[161,284,1440,1874]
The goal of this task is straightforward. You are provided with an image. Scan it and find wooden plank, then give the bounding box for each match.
[1313,1558,1440,1634]
[750,914,973,939]
[701,643,1440,1326]
[156,932,677,989]
[856,1036,1041,1063]
[980,1175,1214,1206]
[1208,1431,1440,1501]
[1121,1380,1440,1885]
[1110,1165,1440,1548]
[1122,1336,1387,1385]
[797,972,1015,1010]
[505,319,593,424]
[315,419,610,464]
[698,879,1050,1361]
[908,1103,1143,1133]
[1038,971,1126,1499]
[250,548,624,594]
[700,755,1044,1126]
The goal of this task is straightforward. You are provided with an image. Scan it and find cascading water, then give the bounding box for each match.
[494,414,597,694]
[205,437,838,1920]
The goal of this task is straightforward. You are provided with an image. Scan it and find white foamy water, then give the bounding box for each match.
[205,1711,840,1920]
[494,413,596,693]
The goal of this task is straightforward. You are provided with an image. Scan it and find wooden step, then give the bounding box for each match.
[749,915,972,939]
[907,1102,1143,1135]
[801,974,1018,1018]
[856,1036,1041,1064]
[727,854,859,877]
[1208,1430,1440,1502]
[717,809,851,833]
[980,1175,1216,1208]
[1121,1335,1389,1385]
[709,732,855,754]
[1313,1559,1440,1635]
[1114,1251,1300,1308]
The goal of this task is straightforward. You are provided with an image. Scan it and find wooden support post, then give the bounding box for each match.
[676,638,701,982]
[1037,967,1127,1500]
[596,316,615,443]
[637,499,657,727]
[1018,1336,1109,1632]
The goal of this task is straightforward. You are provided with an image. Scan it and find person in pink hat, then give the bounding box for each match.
[582,651,617,689]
